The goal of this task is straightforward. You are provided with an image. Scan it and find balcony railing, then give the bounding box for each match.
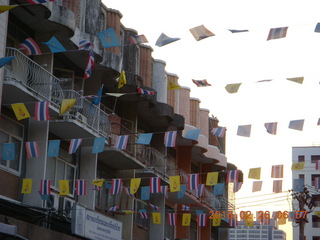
[4,47,111,137]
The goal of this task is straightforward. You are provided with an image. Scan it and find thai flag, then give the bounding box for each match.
[161,185,168,199]
[226,170,240,183]
[113,135,129,150]
[192,79,211,87]
[108,206,119,212]
[124,187,135,198]
[149,203,159,211]
[35,101,50,121]
[187,174,199,190]
[40,179,51,195]
[92,184,100,191]
[26,0,55,4]
[211,127,226,138]
[84,50,95,79]
[167,213,177,226]
[78,39,92,50]
[315,177,320,189]
[75,179,86,196]
[164,131,177,147]
[150,177,161,193]
[182,205,190,211]
[19,37,41,55]
[110,179,123,194]
[195,184,204,198]
[138,210,148,219]
[228,215,238,227]
[25,141,40,158]
[137,87,155,95]
[197,213,207,226]
[267,27,288,40]
[68,138,82,154]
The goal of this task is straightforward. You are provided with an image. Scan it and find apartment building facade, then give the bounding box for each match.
[292,146,320,240]
[0,0,241,239]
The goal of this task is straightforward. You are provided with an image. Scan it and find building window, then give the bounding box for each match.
[298,155,305,162]
[311,174,320,186]
[313,237,320,240]
[312,195,320,207]
[0,116,23,175]
[312,215,320,228]
[311,155,320,163]
[299,174,304,181]
[46,148,76,195]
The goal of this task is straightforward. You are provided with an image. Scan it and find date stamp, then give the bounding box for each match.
[209,210,308,219]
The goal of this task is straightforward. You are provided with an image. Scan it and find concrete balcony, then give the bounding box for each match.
[3,48,111,140]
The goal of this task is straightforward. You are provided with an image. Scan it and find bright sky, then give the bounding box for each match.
[103,0,320,238]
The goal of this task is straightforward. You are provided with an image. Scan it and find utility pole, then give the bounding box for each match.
[291,187,314,240]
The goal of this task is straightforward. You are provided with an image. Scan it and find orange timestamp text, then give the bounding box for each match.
[209,210,308,219]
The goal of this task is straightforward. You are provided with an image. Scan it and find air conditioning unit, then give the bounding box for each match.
[75,112,87,125]
[46,193,59,211]
[63,198,75,219]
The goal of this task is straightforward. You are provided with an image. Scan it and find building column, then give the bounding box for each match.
[175,204,190,239]
[148,193,165,240]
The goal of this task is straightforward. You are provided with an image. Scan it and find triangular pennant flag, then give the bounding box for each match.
[252,181,263,192]
[0,56,15,68]
[118,70,126,89]
[98,28,121,48]
[169,176,180,192]
[60,99,76,115]
[184,129,200,141]
[267,27,288,40]
[237,125,251,137]
[206,172,218,186]
[264,122,277,135]
[286,77,304,84]
[155,33,180,47]
[248,168,261,180]
[189,24,215,41]
[21,179,32,194]
[130,178,141,194]
[0,5,17,14]
[11,103,31,120]
[136,133,153,145]
[18,37,42,55]
[59,180,70,195]
[291,162,305,170]
[42,36,66,53]
[288,119,304,131]
[225,83,241,93]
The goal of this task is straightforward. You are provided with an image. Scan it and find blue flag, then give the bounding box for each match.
[136,133,153,145]
[3,143,15,160]
[92,137,106,153]
[141,186,150,200]
[213,183,225,195]
[184,129,200,141]
[105,182,112,189]
[0,56,14,68]
[42,36,66,53]
[92,85,104,105]
[47,140,60,157]
[98,28,120,48]
[293,179,304,192]
[178,185,187,199]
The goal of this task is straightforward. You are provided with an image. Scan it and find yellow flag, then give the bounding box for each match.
[92,179,104,187]
[182,213,191,226]
[169,176,181,192]
[152,212,161,224]
[60,99,76,115]
[21,179,32,194]
[248,168,261,180]
[291,162,305,170]
[314,211,320,217]
[168,79,181,90]
[0,5,17,14]
[118,70,126,89]
[130,178,141,194]
[277,215,287,225]
[59,180,70,195]
[11,103,31,120]
[206,172,219,186]
[212,215,221,226]
[244,213,254,226]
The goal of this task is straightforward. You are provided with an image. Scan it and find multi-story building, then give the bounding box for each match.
[292,146,320,240]
[229,221,286,240]
[0,0,242,239]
